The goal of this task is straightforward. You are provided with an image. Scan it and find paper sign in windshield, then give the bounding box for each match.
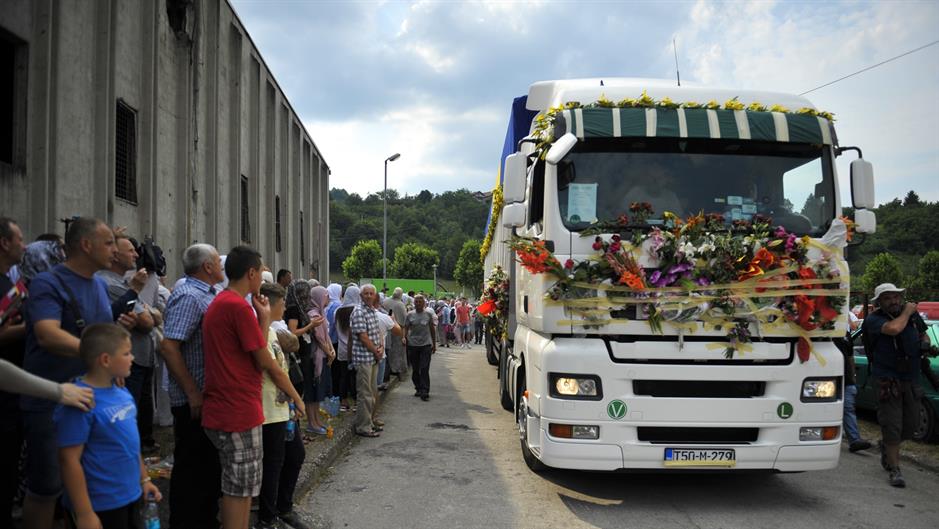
[567,183,598,224]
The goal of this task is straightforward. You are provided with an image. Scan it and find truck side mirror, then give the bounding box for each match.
[850,159,875,209]
[545,133,578,165]
[854,208,876,234]
[503,153,527,204]
[502,203,526,228]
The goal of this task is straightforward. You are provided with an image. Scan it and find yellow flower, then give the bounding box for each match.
[747,102,767,112]
[818,111,835,121]
[617,98,637,108]
[564,101,582,109]
[596,94,615,108]
[797,107,818,116]
[724,97,745,111]
[682,101,701,109]
[659,96,679,109]
[636,90,656,107]
[705,99,721,109]
[769,104,789,113]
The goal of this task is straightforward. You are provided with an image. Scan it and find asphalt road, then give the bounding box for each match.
[298,343,939,529]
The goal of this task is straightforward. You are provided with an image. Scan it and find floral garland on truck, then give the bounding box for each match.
[509,207,850,363]
[477,265,510,340]
[479,184,504,264]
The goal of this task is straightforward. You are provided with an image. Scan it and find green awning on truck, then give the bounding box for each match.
[554,107,835,145]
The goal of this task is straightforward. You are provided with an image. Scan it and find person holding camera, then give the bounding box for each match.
[861,283,931,488]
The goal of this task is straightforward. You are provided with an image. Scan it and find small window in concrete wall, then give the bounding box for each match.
[115,100,138,203]
[275,195,282,252]
[299,210,305,265]
[0,36,14,165]
[241,175,251,243]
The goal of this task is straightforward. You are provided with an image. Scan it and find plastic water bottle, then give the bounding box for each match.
[144,499,160,529]
[286,403,296,441]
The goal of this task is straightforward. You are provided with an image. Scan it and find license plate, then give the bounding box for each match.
[664,448,736,467]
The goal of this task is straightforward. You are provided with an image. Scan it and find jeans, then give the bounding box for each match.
[376,356,387,387]
[474,322,484,344]
[407,344,433,396]
[169,405,221,529]
[259,421,306,522]
[0,403,22,527]
[124,363,154,446]
[843,384,861,443]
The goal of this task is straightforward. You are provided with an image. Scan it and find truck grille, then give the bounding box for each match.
[638,427,759,444]
[633,380,766,398]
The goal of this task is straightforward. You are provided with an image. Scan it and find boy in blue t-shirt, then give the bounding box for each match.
[54,323,162,529]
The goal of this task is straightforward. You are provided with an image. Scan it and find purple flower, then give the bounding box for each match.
[695,277,712,286]
[649,270,662,284]
[668,262,693,275]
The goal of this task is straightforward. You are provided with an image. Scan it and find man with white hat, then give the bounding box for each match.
[860,282,930,488]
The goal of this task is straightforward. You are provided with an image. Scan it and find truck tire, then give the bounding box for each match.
[499,341,513,411]
[517,375,546,472]
[913,397,937,442]
[485,330,499,366]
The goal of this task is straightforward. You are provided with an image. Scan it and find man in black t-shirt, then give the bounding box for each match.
[861,282,929,488]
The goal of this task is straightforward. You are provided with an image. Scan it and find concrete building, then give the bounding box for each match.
[0,0,330,280]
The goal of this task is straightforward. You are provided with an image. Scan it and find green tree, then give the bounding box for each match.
[860,253,904,294]
[342,239,384,281]
[390,242,439,279]
[454,239,483,297]
[912,250,939,299]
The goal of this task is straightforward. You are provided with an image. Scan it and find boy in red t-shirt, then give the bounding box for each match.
[201,246,304,529]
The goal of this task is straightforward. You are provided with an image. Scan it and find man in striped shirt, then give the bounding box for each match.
[350,284,383,438]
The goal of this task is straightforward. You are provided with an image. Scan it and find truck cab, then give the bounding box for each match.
[486,78,877,472]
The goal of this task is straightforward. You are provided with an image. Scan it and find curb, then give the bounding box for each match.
[293,377,400,501]
[900,448,939,475]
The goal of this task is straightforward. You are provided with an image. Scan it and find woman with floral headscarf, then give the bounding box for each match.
[303,286,335,434]
[284,280,324,429]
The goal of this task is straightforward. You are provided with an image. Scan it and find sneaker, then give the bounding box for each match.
[421,394,429,401]
[849,439,872,453]
[278,511,312,529]
[888,467,906,488]
[304,425,327,435]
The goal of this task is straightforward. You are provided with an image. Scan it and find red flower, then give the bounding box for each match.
[797,337,811,363]
[592,237,603,251]
[564,259,575,270]
[609,241,621,253]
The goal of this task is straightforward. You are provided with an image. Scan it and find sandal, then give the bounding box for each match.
[372,424,384,432]
[355,430,380,438]
[373,419,385,427]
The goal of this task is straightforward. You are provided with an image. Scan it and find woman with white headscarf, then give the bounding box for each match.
[334,285,360,411]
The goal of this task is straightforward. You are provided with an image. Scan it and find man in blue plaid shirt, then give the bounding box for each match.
[350,284,383,437]
[160,243,226,529]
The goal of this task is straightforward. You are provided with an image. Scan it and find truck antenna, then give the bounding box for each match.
[673,37,681,87]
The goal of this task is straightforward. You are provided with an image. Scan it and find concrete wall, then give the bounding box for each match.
[0,0,330,281]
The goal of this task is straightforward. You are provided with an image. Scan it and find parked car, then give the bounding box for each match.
[851,320,939,442]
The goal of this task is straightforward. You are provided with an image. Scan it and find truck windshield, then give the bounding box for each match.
[556,138,835,236]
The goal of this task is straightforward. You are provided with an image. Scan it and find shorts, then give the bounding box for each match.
[876,378,922,443]
[66,497,142,529]
[22,409,62,497]
[204,426,263,497]
[459,323,472,334]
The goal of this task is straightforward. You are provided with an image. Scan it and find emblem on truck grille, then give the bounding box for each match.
[607,400,627,420]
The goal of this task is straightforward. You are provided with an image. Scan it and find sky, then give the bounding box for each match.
[230,0,939,206]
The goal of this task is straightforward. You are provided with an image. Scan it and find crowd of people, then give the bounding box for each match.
[0,215,487,529]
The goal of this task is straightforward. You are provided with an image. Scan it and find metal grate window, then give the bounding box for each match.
[299,211,305,265]
[240,175,251,243]
[274,195,282,253]
[115,100,137,203]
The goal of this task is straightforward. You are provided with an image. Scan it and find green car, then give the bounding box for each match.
[851,320,939,442]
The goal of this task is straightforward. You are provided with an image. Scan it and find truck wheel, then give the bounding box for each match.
[499,342,513,411]
[517,376,546,472]
[913,397,937,442]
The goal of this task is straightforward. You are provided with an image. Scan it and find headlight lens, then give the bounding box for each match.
[802,379,839,400]
[549,374,602,399]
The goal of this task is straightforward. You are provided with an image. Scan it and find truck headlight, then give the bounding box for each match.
[801,378,841,402]
[549,374,602,400]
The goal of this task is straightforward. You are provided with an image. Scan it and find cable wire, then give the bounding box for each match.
[799,39,939,96]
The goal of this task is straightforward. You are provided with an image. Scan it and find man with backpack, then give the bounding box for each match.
[860,282,931,488]
[20,217,139,529]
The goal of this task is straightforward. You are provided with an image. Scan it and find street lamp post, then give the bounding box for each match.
[383,153,401,290]
[432,263,438,300]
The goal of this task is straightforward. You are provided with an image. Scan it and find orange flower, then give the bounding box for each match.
[737,247,777,281]
[619,271,645,290]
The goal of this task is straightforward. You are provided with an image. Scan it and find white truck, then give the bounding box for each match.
[482,78,877,472]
